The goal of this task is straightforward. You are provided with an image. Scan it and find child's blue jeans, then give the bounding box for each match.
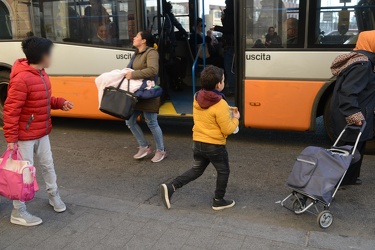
[171,141,230,200]
[126,111,165,151]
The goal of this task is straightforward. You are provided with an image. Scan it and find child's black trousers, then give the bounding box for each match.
[171,141,230,200]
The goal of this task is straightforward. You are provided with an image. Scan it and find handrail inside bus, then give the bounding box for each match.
[191,0,206,98]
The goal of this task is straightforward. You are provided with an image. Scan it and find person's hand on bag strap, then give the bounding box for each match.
[7,142,17,150]
[125,72,133,80]
[63,101,74,111]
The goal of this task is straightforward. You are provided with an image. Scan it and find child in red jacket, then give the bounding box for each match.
[3,37,74,226]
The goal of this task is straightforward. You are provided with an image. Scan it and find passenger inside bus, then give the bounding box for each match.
[189,18,204,58]
[212,0,235,95]
[162,0,188,92]
[84,0,110,25]
[286,18,299,45]
[84,0,110,42]
[265,26,282,48]
[92,24,111,45]
[253,39,266,48]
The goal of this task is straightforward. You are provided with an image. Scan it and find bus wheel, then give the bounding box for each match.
[0,70,10,127]
[323,95,334,141]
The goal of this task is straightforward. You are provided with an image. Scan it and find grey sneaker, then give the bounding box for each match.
[134,146,152,159]
[49,191,66,213]
[10,207,43,226]
[151,150,167,163]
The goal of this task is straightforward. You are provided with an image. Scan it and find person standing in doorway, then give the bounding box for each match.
[212,0,235,95]
[162,0,188,92]
[330,30,375,185]
[125,31,167,163]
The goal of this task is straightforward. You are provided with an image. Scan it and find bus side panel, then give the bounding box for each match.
[50,76,117,120]
[243,80,325,131]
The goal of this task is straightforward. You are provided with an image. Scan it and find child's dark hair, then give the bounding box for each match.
[200,65,224,90]
[22,37,53,64]
[140,31,155,48]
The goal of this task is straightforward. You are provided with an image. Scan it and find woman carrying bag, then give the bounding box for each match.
[125,31,167,163]
[330,30,375,185]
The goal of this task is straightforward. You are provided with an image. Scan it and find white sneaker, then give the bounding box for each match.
[49,191,66,213]
[10,207,43,226]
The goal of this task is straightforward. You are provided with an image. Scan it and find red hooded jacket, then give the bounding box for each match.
[3,59,66,143]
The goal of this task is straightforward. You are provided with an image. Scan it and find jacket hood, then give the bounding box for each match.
[10,58,42,78]
[330,52,369,76]
[354,30,375,53]
[196,89,223,109]
[331,30,375,76]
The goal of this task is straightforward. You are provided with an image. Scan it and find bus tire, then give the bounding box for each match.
[323,95,334,141]
[0,70,10,127]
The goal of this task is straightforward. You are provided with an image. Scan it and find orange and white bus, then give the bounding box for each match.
[0,0,374,136]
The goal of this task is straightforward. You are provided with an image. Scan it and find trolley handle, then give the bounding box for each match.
[345,120,367,134]
[333,121,366,155]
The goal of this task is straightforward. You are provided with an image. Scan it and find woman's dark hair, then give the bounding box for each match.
[140,31,155,48]
[22,37,53,64]
[200,65,224,90]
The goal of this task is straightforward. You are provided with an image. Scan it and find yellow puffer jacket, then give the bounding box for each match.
[193,96,239,145]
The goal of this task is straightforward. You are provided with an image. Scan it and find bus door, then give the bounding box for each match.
[145,0,235,117]
[144,0,196,117]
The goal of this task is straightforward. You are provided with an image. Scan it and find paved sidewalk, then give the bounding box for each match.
[1,189,374,250]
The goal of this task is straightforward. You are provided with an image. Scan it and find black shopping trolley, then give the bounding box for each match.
[280,122,366,228]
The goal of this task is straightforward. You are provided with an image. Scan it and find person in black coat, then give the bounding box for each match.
[212,0,235,94]
[162,0,188,92]
[330,30,375,185]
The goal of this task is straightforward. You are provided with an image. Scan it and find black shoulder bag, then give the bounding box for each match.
[99,77,138,120]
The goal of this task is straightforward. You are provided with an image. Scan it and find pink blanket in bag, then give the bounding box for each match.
[95,68,155,107]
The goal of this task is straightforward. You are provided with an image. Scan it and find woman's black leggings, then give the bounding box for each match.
[340,141,367,185]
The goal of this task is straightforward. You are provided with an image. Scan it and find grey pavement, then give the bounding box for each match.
[0,117,375,250]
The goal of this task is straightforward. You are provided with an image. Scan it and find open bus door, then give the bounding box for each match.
[144,0,236,117]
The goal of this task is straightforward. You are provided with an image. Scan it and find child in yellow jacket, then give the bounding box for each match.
[160,65,240,210]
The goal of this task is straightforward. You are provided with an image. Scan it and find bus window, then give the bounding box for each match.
[34,0,137,48]
[245,0,305,49]
[169,0,189,32]
[313,0,375,47]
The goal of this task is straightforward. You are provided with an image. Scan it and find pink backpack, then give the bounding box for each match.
[0,147,39,202]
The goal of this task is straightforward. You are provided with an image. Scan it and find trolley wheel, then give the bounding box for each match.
[317,210,334,229]
[292,198,306,214]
